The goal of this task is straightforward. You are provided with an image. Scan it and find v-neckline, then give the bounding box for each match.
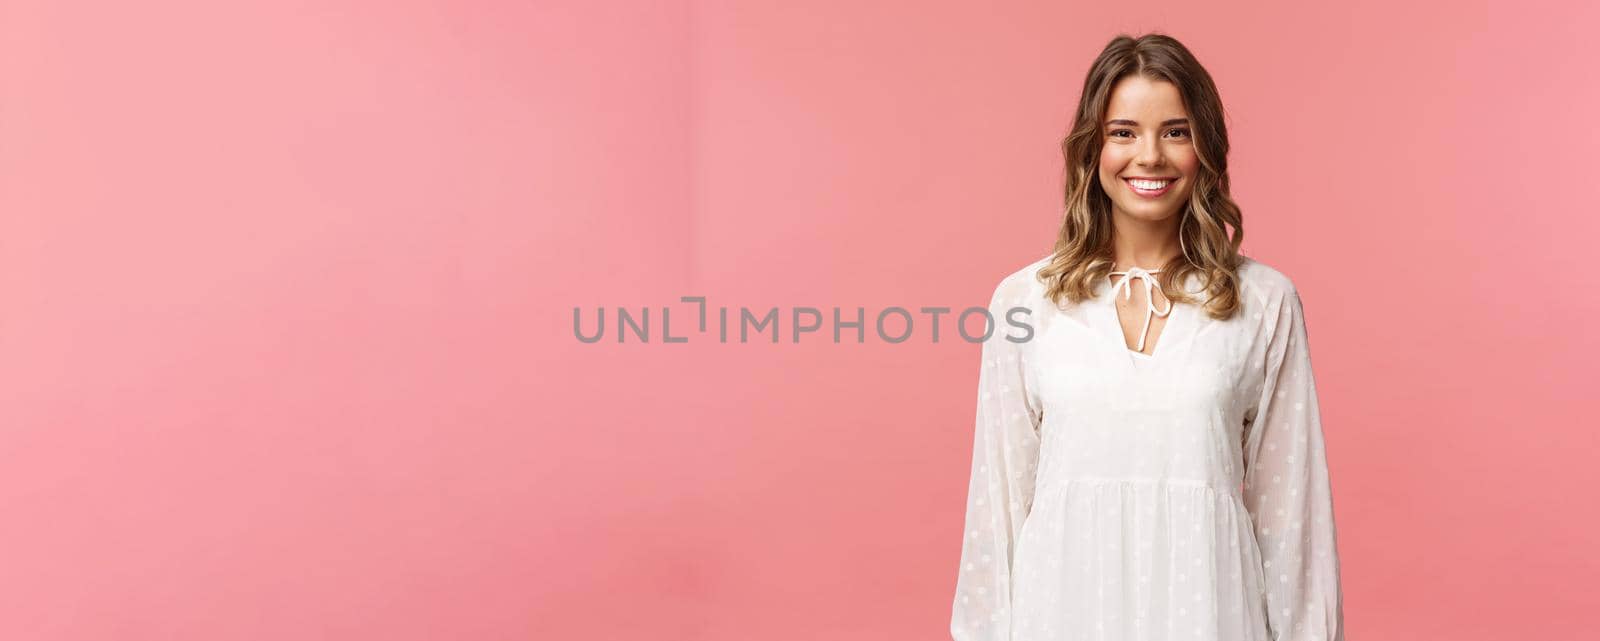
[1092,271,1197,372]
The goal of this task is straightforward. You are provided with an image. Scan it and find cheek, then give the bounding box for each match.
[1098,147,1128,184]
[1098,145,1126,170]
[1175,153,1201,198]
[1174,148,1200,178]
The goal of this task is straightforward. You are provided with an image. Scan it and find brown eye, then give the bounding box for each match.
[1167,128,1191,138]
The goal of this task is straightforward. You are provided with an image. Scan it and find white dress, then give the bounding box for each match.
[950,255,1346,641]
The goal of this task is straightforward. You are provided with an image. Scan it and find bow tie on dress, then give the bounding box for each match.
[1108,266,1173,353]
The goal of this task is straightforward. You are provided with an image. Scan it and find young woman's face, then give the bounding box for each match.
[1096,75,1200,224]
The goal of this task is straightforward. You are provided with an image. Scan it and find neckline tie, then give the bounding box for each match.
[1108,266,1173,353]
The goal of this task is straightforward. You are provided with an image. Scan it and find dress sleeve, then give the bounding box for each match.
[1241,287,1347,641]
[950,277,1044,641]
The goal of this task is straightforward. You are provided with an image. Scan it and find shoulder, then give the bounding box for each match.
[988,254,1053,308]
[1235,254,1301,308]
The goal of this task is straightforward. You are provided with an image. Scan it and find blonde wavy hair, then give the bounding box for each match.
[1039,33,1245,320]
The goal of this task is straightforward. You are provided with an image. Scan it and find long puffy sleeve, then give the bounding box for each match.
[950,275,1044,641]
[1241,287,1347,641]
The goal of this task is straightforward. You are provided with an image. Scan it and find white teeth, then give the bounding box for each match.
[1128,179,1172,190]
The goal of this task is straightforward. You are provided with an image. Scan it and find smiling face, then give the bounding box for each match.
[1096,75,1200,224]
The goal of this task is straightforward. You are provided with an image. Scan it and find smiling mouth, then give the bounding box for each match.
[1123,177,1176,197]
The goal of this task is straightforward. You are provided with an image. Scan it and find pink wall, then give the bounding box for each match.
[2,0,1596,639]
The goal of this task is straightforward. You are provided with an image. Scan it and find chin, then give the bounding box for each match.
[1114,201,1185,222]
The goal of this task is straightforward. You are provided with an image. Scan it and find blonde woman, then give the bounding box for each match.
[951,33,1346,641]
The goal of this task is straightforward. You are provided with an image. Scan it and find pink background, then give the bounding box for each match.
[3,1,1597,639]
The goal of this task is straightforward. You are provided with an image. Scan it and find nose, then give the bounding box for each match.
[1135,135,1164,168]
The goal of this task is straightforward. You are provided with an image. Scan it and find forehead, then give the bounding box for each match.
[1104,76,1188,121]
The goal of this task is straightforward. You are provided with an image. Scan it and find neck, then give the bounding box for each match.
[1109,210,1183,270]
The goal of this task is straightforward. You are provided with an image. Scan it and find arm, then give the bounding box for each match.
[950,278,1044,641]
[1242,287,1347,641]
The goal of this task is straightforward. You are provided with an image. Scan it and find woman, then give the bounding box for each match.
[950,33,1346,641]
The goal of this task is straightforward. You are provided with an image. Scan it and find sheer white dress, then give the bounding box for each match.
[950,255,1345,641]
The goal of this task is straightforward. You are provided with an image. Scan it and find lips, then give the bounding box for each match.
[1123,177,1176,198]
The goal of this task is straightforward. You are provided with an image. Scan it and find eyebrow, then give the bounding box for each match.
[1105,118,1190,127]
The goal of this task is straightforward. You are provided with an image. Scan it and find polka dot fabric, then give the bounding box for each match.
[950,255,1346,641]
